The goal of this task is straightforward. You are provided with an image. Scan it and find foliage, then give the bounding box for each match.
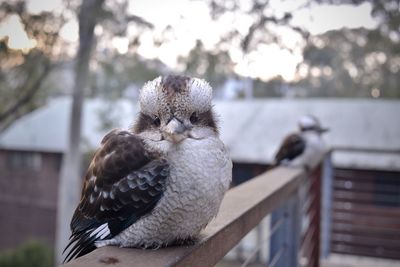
[179,40,234,87]
[292,0,400,98]
[294,27,400,98]
[253,76,285,98]
[0,1,65,132]
[208,0,308,53]
[0,0,398,129]
[0,240,53,267]
[0,0,153,133]
[92,53,162,98]
[314,0,400,39]
[206,0,400,98]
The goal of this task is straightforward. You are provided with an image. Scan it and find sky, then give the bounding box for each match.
[0,0,379,81]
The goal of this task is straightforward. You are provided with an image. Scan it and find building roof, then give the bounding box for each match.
[0,97,137,153]
[1,97,399,170]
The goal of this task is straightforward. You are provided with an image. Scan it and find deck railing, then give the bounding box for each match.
[61,155,328,267]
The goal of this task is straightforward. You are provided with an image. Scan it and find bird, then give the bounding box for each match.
[274,115,329,171]
[63,75,232,262]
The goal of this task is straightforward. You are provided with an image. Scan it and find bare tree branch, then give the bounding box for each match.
[126,14,154,29]
[0,62,51,128]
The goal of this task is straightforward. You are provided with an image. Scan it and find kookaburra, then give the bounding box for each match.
[63,75,232,262]
[274,115,329,170]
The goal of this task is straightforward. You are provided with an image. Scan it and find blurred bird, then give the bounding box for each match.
[63,75,232,262]
[274,115,329,170]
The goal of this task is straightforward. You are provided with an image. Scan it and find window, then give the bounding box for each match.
[7,151,42,171]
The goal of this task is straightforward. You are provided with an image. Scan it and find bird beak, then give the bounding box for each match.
[317,127,329,133]
[163,117,188,143]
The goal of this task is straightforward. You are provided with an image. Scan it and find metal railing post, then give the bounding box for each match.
[287,192,302,267]
[269,192,301,267]
[321,152,333,258]
[269,202,287,267]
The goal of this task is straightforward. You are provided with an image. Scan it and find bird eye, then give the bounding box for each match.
[190,112,199,124]
[153,116,161,127]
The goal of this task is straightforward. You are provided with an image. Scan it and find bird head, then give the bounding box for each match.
[134,75,218,144]
[298,115,329,134]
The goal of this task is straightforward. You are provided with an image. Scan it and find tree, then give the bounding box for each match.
[55,0,105,263]
[205,0,400,98]
[92,53,163,98]
[0,1,66,132]
[314,0,400,38]
[208,0,308,53]
[178,40,234,88]
[295,28,400,98]
[293,0,400,98]
[55,0,153,263]
[204,0,310,98]
[0,0,154,133]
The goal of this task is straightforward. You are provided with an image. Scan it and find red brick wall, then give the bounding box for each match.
[0,149,62,249]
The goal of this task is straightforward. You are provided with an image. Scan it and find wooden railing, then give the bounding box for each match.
[61,156,327,267]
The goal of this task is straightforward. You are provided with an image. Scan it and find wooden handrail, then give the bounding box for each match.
[61,167,306,267]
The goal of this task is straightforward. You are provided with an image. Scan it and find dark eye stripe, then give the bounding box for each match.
[134,113,159,133]
[190,112,199,124]
[153,116,161,127]
[195,110,218,133]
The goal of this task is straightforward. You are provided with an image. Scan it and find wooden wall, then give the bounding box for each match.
[331,168,400,259]
[0,149,62,249]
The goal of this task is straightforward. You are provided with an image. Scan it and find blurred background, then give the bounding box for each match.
[0,0,399,266]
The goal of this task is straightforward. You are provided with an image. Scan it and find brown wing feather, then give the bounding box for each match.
[64,129,169,262]
[275,133,305,164]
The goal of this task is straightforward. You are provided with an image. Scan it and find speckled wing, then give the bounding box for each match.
[275,133,305,164]
[64,130,169,262]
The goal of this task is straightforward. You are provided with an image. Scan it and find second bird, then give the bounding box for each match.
[274,115,329,170]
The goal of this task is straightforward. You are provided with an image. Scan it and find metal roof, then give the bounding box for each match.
[0,97,137,153]
[1,97,399,170]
